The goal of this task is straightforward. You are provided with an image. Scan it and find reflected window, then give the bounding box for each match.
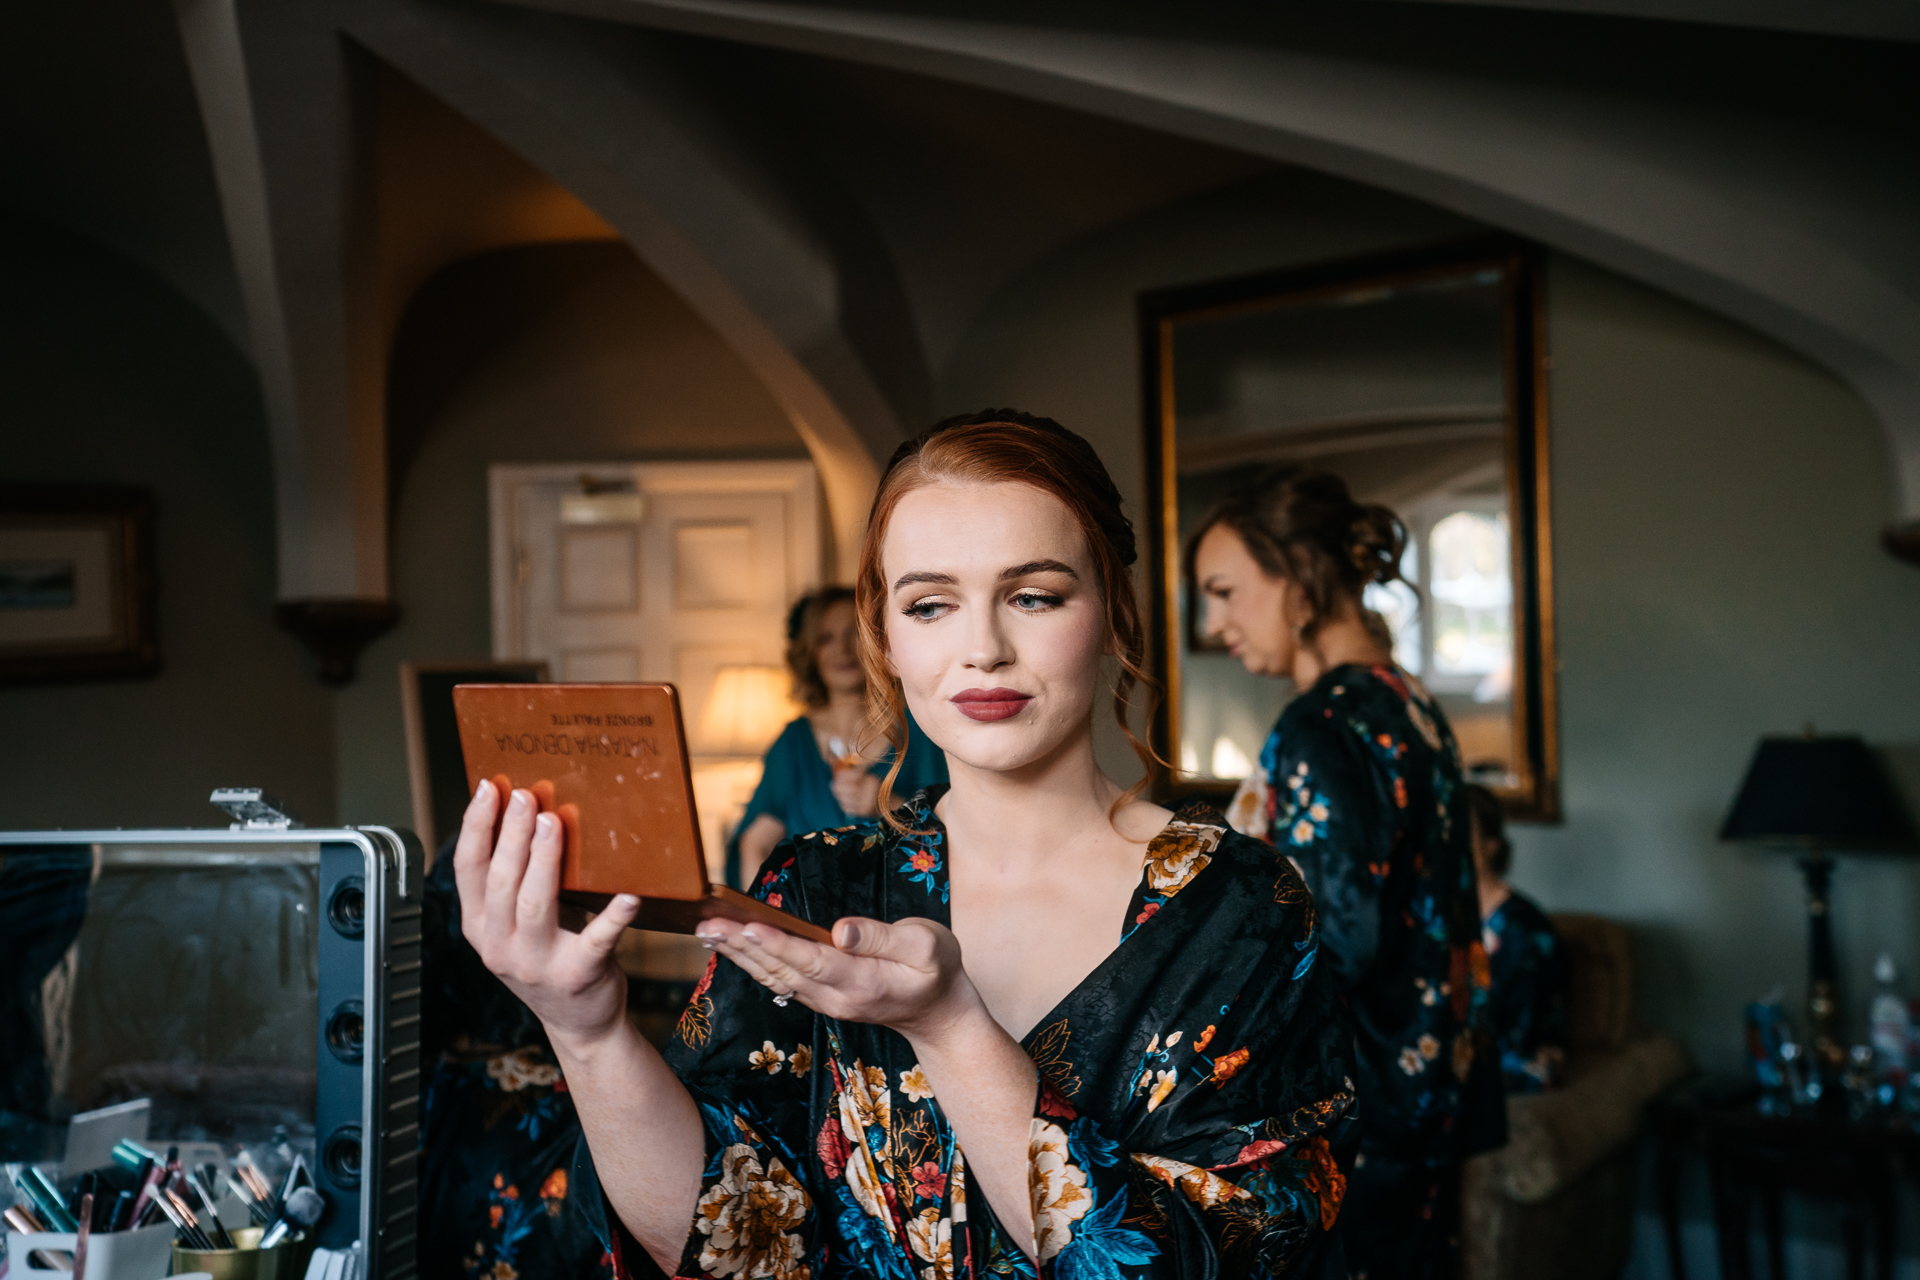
[1361,510,1513,699]
[1430,509,1511,689]
[1363,543,1422,675]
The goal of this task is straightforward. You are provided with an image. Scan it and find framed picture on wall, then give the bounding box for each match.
[0,485,158,682]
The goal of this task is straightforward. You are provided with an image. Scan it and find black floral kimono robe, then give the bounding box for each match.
[1482,891,1568,1094]
[1240,665,1504,1168]
[419,848,615,1280]
[576,790,1357,1279]
[1232,664,1505,1278]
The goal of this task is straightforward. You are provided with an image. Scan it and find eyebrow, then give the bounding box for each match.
[999,560,1079,581]
[890,560,1080,590]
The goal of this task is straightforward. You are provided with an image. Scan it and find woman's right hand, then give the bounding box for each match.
[452,781,643,1050]
[830,764,882,817]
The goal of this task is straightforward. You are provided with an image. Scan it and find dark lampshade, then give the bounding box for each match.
[1720,734,1917,848]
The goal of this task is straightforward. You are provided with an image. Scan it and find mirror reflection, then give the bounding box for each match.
[1146,243,1557,816]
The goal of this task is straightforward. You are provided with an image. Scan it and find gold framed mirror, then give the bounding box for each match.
[1140,237,1560,820]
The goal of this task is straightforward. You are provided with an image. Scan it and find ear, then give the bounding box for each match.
[1280,578,1320,644]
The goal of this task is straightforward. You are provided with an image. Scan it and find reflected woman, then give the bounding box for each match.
[1188,466,1505,1280]
[454,412,1357,1279]
[1464,784,1567,1095]
[728,586,948,890]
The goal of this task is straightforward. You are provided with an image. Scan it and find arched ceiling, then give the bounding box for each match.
[377,64,619,354]
[7,0,1916,609]
[496,0,1920,525]
[0,0,246,349]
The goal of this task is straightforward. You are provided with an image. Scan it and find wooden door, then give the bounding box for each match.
[489,460,820,918]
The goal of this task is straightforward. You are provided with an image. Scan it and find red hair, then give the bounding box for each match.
[856,410,1161,828]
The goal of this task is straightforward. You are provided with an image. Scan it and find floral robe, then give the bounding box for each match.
[1239,665,1505,1168]
[1482,891,1568,1094]
[419,848,616,1280]
[576,790,1358,1279]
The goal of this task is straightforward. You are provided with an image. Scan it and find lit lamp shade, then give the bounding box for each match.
[698,665,797,757]
[1720,734,1916,849]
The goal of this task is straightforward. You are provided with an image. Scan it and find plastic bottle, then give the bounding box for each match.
[1869,954,1911,1097]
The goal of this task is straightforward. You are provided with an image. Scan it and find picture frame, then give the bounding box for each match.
[399,659,551,859]
[1140,235,1560,819]
[0,485,157,682]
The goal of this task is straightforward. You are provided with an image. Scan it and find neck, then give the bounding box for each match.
[1478,875,1511,920]
[809,695,874,750]
[935,723,1144,877]
[1290,610,1393,688]
[813,692,866,722]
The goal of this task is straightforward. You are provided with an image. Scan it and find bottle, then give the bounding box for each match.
[1869,954,1911,1088]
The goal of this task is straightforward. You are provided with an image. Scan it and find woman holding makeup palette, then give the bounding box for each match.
[454,412,1357,1280]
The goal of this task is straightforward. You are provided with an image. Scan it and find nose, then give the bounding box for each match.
[963,599,1015,673]
[1201,593,1229,640]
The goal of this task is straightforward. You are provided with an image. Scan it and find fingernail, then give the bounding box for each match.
[535,812,556,837]
[614,894,640,910]
[839,922,861,950]
[469,783,492,811]
[509,790,531,813]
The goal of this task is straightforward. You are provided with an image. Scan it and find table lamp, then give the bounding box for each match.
[1720,729,1917,1073]
[698,665,797,757]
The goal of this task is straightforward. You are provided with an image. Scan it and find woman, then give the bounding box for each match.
[728,586,947,890]
[454,411,1356,1280]
[1464,785,1567,1094]
[1187,466,1505,1280]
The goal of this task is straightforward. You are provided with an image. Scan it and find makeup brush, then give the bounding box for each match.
[146,1186,194,1246]
[17,1166,78,1233]
[4,1204,48,1233]
[176,1193,217,1252]
[106,1189,134,1233]
[272,1155,312,1217]
[177,1198,218,1252]
[227,1170,271,1226]
[183,1170,234,1248]
[71,1193,92,1280]
[128,1158,169,1228]
[232,1153,276,1224]
[157,1188,215,1251]
[257,1185,324,1250]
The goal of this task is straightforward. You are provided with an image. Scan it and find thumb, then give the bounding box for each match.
[833,916,890,957]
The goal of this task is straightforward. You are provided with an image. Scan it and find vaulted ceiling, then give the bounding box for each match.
[5,0,1917,595]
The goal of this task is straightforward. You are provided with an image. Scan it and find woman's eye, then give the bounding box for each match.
[901,599,950,621]
[1010,590,1065,612]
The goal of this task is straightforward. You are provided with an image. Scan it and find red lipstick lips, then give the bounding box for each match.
[950,687,1033,722]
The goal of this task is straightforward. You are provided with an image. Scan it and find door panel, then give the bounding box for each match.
[491,461,820,741]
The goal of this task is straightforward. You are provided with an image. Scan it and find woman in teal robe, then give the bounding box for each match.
[725,586,948,889]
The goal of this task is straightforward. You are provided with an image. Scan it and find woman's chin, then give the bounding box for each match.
[928,724,1063,777]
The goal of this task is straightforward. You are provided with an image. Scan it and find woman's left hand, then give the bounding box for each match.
[693,916,977,1043]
